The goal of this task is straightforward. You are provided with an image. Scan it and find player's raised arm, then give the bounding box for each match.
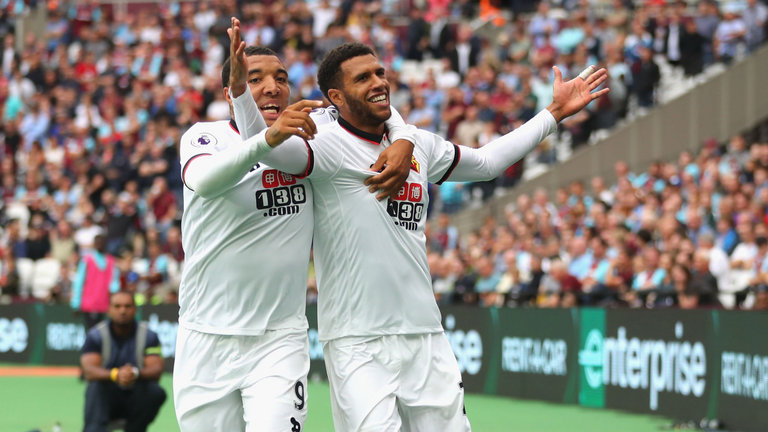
[447,66,609,182]
[227,17,268,138]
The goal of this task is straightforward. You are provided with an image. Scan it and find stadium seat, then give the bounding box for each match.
[15,258,35,298]
[5,202,30,237]
[30,258,61,300]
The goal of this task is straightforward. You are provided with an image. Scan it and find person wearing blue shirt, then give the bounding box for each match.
[80,291,166,432]
[568,236,594,281]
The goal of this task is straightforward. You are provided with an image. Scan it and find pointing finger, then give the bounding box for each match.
[287,99,324,112]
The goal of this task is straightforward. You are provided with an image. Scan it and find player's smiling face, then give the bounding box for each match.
[246,54,290,125]
[335,54,391,131]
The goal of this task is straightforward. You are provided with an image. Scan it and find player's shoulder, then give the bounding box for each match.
[180,120,232,149]
[309,106,339,126]
[411,127,446,147]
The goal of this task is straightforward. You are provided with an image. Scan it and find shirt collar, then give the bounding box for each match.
[337,116,385,145]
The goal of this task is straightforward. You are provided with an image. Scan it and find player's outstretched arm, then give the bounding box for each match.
[228,16,267,138]
[238,100,324,176]
[366,106,416,201]
[446,66,609,182]
[184,101,319,197]
[182,127,278,199]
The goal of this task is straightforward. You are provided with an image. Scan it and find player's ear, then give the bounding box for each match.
[223,87,232,105]
[327,89,344,108]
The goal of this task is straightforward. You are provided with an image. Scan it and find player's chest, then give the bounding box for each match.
[220,166,311,219]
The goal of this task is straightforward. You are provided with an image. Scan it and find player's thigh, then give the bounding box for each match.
[399,333,471,432]
[323,336,401,432]
[241,330,309,432]
[173,327,245,431]
[176,391,245,432]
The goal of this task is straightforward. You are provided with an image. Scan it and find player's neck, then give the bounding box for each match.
[338,116,386,143]
[338,112,386,136]
[110,320,136,338]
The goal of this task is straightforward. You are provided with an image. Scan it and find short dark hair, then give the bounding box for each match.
[221,46,279,88]
[317,42,376,101]
[110,291,136,306]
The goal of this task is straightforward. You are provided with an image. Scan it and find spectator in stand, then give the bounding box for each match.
[727,220,759,306]
[632,44,661,109]
[714,6,747,64]
[408,90,437,133]
[698,232,730,291]
[743,0,768,53]
[677,285,701,309]
[680,19,705,77]
[695,0,721,68]
[690,249,721,307]
[24,219,51,261]
[474,256,502,307]
[1,218,26,259]
[753,284,768,310]
[633,246,667,292]
[580,237,612,305]
[146,177,177,237]
[71,234,121,330]
[0,248,20,303]
[567,236,593,281]
[105,192,140,255]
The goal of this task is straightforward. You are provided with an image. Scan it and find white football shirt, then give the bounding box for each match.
[233,93,556,341]
[305,118,461,341]
[178,119,315,335]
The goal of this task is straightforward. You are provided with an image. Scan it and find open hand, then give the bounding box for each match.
[227,17,247,97]
[265,100,323,146]
[547,66,610,122]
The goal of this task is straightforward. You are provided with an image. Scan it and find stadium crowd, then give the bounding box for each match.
[1,0,767,311]
[425,125,768,311]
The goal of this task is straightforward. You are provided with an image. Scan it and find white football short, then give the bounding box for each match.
[173,325,309,432]
[323,332,471,432]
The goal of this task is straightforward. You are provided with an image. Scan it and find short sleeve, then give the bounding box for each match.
[303,125,343,181]
[81,328,102,355]
[417,130,460,184]
[179,125,218,168]
[144,330,163,357]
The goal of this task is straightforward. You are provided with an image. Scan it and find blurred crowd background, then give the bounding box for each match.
[1,0,768,312]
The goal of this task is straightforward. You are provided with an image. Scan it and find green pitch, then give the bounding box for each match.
[1,374,672,431]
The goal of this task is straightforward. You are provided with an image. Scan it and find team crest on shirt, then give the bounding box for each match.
[192,132,217,148]
[410,156,420,173]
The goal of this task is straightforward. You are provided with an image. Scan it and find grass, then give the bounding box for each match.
[0,373,673,432]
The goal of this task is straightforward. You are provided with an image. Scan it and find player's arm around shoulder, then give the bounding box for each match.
[365,106,417,201]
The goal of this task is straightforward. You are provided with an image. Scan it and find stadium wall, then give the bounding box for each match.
[452,44,768,234]
[1,304,766,431]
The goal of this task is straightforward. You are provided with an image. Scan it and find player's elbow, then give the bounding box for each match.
[185,173,224,199]
[191,183,220,199]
